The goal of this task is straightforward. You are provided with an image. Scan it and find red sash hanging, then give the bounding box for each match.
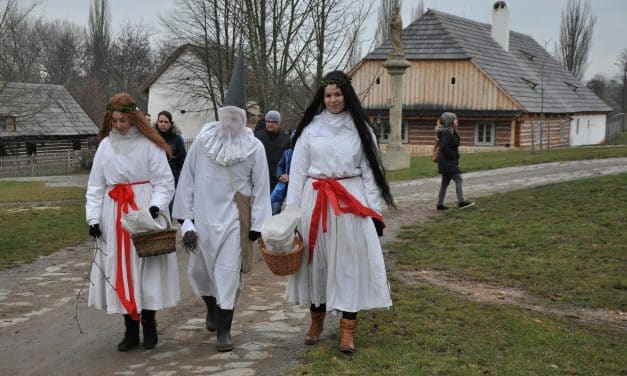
[308,178,385,263]
[108,181,148,321]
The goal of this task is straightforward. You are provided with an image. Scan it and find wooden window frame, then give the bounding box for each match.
[475,122,495,146]
[379,119,409,144]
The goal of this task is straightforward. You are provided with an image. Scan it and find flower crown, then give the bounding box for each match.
[320,76,352,88]
[106,103,138,114]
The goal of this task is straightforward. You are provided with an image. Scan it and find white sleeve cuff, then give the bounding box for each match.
[181,219,196,234]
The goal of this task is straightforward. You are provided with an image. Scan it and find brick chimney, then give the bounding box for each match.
[491,1,510,51]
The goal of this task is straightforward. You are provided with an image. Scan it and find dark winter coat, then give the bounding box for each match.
[158,128,187,185]
[255,129,291,190]
[437,128,461,175]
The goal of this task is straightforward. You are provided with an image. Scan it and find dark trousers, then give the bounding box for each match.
[437,173,464,205]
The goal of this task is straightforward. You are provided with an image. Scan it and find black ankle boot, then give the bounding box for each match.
[202,296,217,332]
[141,309,158,350]
[216,307,234,352]
[117,314,140,352]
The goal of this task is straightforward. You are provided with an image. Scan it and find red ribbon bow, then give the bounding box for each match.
[308,178,384,263]
[108,181,148,321]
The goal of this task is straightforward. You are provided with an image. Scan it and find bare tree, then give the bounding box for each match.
[304,0,374,87]
[108,21,156,107]
[40,20,85,85]
[557,0,596,80]
[160,0,240,118]
[586,74,621,111]
[159,0,372,121]
[86,0,111,88]
[411,0,424,22]
[0,0,45,83]
[238,0,314,112]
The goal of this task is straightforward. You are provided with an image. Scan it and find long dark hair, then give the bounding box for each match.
[292,71,395,209]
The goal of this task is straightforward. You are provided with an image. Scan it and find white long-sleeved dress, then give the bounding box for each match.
[172,123,271,310]
[285,110,392,313]
[85,127,179,314]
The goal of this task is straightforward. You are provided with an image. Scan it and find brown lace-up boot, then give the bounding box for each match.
[304,311,326,345]
[339,319,357,354]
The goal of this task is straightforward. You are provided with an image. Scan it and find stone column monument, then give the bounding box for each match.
[381,4,411,170]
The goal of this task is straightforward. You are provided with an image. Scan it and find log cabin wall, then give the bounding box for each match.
[371,114,516,155]
[0,138,93,157]
[519,115,570,149]
[352,60,520,112]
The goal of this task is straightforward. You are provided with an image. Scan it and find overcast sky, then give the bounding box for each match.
[38,0,626,81]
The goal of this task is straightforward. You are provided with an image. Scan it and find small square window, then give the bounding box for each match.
[379,119,409,144]
[475,122,495,146]
[4,116,16,131]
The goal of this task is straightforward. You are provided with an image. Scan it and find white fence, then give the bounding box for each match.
[0,150,95,178]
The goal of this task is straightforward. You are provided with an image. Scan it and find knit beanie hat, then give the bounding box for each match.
[440,112,457,126]
[265,110,281,124]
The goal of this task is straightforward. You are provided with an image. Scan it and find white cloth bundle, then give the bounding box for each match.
[261,206,300,253]
[121,207,169,234]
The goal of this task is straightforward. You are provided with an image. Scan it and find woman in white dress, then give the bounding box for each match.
[85,93,179,351]
[285,71,395,354]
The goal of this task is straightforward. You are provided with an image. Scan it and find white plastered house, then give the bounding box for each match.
[140,44,216,139]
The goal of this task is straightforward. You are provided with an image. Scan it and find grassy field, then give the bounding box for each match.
[386,144,627,181]
[0,181,89,270]
[0,180,86,202]
[287,173,626,375]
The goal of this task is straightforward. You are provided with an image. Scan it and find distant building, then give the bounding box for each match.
[140,44,217,139]
[0,82,98,156]
[349,2,611,153]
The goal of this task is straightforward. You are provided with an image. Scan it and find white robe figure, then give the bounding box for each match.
[172,106,271,310]
[85,126,179,314]
[285,110,392,313]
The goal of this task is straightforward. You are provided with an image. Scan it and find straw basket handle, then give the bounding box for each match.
[154,211,172,231]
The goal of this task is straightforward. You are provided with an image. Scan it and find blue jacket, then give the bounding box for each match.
[275,149,293,178]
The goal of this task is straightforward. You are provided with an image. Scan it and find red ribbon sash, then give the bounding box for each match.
[108,181,148,321]
[308,178,385,263]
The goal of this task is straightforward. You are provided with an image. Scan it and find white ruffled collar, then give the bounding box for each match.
[199,122,256,166]
[109,126,141,155]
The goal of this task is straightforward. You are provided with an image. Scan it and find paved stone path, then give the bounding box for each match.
[0,157,625,375]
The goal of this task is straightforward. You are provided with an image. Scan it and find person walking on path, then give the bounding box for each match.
[436,112,474,210]
[255,110,291,191]
[172,53,271,352]
[284,70,395,354]
[85,92,179,352]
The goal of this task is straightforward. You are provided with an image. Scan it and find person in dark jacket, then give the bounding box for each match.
[155,111,187,185]
[255,110,291,191]
[155,111,187,214]
[436,112,474,210]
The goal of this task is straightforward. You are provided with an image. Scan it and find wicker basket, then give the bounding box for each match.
[260,230,304,276]
[132,213,177,258]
